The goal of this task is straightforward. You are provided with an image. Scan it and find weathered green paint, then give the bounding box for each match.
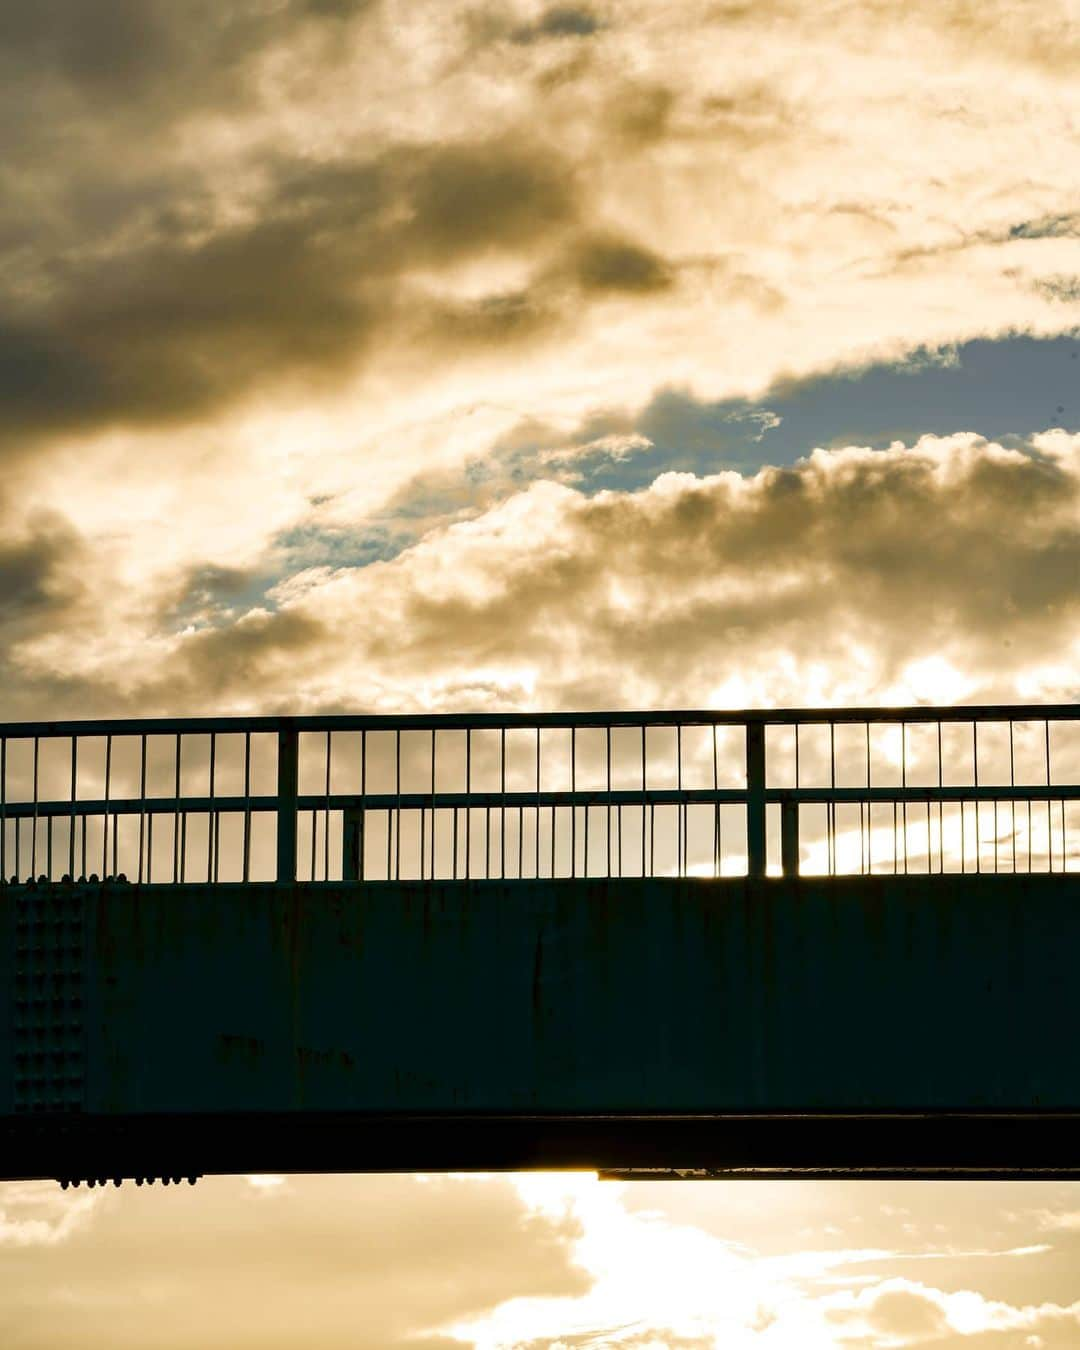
[4,874,1080,1126]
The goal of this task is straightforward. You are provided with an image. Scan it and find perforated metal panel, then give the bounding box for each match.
[12,886,85,1115]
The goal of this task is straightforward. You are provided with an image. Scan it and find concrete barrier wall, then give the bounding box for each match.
[5,874,1079,1121]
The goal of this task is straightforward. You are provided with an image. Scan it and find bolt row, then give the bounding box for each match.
[6,874,130,886]
[58,1175,200,1189]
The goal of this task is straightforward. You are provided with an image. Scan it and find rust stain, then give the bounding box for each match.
[295,1044,353,1072]
[217,1033,264,1066]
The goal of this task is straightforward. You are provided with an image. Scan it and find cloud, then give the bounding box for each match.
[564,234,674,295]
[509,5,604,44]
[6,430,1077,720]
[0,0,375,134]
[0,1174,588,1350]
[0,1183,102,1249]
[824,1275,1080,1347]
[0,135,585,447]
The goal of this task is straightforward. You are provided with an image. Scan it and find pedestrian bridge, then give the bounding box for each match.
[2,705,1079,1185]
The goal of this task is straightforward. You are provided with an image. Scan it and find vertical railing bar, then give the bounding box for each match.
[174,733,181,884]
[430,729,436,880]
[465,728,471,881]
[360,729,367,883]
[677,724,683,879]
[69,736,77,879]
[276,722,298,884]
[1061,795,1068,874]
[501,727,507,882]
[1046,719,1053,873]
[925,799,931,877]
[382,736,391,881]
[937,720,944,874]
[452,735,459,881]
[830,721,837,876]
[866,722,872,875]
[570,727,576,879]
[901,722,907,876]
[745,721,766,880]
[1009,721,1016,874]
[641,726,647,878]
[994,755,1000,874]
[973,721,980,875]
[419,742,426,883]
[103,734,112,879]
[486,780,492,880]
[242,731,252,884]
[961,792,967,875]
[214,735,223,883]
[81,813,87,882]
[712,725,720,878]
[535,726,541,879]
[325,730,333,883]
[0,737,5,882]
[858,799,869,874]
[138,734,147,885]
[31,735,38,878]
[393,733,401,882]
[208,732,217,884]
[606,726,612,879]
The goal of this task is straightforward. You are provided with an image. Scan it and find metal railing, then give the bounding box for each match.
[0,706,1077,883]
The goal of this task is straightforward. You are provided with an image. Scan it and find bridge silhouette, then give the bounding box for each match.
[2,705,1079,1186]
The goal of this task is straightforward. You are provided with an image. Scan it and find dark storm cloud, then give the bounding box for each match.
[0,0,372,116]
[568,235,674,294]
[0,512,86,628]
[509,5,603,43]
[0,137,581,444]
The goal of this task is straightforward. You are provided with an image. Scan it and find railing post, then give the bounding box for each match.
[276,722,298,883]
[781,797,799,878]
[746,720,767,879]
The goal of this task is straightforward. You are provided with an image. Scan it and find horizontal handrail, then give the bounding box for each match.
[0,707,1076,884]
[0,702,1078,739]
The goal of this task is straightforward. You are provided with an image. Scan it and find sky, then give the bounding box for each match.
[1,0,1079,1344]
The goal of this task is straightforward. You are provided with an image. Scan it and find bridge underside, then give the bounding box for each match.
[4,874,1080,1181]
[8,1111,1080,1184]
